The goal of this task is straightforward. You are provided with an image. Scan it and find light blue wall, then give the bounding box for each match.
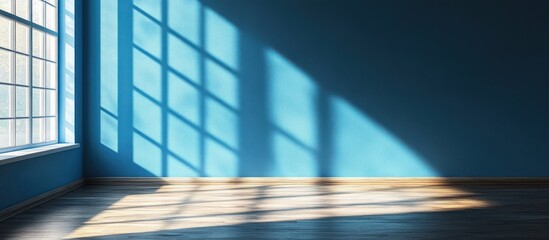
[0,0,83,210]
[84,0,549,177]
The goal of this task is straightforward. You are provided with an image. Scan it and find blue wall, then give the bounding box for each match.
[0,0,84,210]
[83,0,549,177]
[0,149,82,210]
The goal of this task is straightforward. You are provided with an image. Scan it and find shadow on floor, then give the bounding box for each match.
[1,182,549,239]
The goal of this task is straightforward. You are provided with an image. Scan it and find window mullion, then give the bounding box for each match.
[29,0,34,145]
[10,11,15,147]
[0,9,56,37]
[11,56,15,146]
[41,0,46,141]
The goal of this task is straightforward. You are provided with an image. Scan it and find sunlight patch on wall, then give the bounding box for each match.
[133,48,162,101]
[202,7,241,177]
[271,131,318,176]
[205,97,239,150]
[99,0,118,116]
[167,113,200,171]
[133,8,162,59]
[267,48,318,176]
[204,137,238,176]
[167,153,200,177]
[168,0,200,45]
[167,72,200,125]
[63,96,75,142]
[129,0,166,176]
[133,0,162,21]
[127,0,241,177]
[132,132,162,176]
[267,49,318,148]
[100,111,118,152]
[205,58,239,109]
[330,96,435,176]
[61,0,75,143]
[205,8,239,70]
[99,0,118,152]
[167,33,200,83]
[132,90,162,144]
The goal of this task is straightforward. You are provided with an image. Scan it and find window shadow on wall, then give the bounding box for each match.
[200,0,549,177]
[88,0,444,178]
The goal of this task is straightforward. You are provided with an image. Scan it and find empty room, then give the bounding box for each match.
[1,0,549,239]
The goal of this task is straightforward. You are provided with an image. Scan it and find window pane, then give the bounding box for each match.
[0,119,13,148]
[15,0,30,20]
[45,34,57,61]
[0,16,13,49]
[0,49,12,83]
[15,23,29,54]
[32,88,44,116]
[0,1,58,151]
[32,29,44,58]
[32,0,44,26]
[44,0,56,6]
[45,3,56,31]
[45,117,56,141]
[0,0,12,13]
[16,54,29,85]
[45,61,56,88]
[0,84,13,118]
[45,89,55,116]
[32,118,44,143]
[32,58,44,87]
[16,118,29,146]
[16,86,29,117]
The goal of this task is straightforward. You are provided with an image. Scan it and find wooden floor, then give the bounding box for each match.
[1,181,549,239]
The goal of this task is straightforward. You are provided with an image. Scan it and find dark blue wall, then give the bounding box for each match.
[0,0,84,210]
[83,0,549,177]
[0,149,82,210]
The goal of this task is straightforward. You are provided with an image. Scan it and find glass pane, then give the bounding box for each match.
[0,49,12,83]
[32,88,44,116]
[45,3,56,31]
[45,89,55,116]
[45,62,56,88]
[44,0,56,6]
[0,0,12,13]
[32,58,44,87]
[16,86,28,117]
[0,16,13,49]
[32,118,44,143]
[16,119,29,146]
[32,0,44,26]
[15,0,30,20]
[0,119,13,148]
[32,29,44,58]
[45,34,57,61]
[45,117,56,141]
[15,23,29,54]
[0,84,12,117]
[16,54,29,85]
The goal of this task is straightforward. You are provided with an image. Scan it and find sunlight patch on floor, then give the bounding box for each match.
[64,184,492,239]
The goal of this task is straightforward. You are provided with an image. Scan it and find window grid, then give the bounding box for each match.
[0,0,58,153]
[0,45,57,63]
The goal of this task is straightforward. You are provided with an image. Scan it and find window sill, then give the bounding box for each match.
[0,143,80,166]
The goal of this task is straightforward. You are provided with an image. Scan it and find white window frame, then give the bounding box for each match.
[0,0,59,153]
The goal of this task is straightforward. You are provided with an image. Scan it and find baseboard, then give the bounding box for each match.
[0,179,84,222]
[85,177,549,185]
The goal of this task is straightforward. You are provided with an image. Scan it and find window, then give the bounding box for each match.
[0,0,58,152]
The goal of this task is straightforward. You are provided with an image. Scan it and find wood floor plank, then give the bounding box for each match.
[1,182,549,239]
